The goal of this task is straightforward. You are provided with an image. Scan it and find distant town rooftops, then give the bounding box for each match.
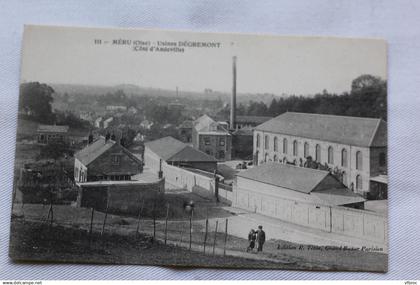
[37,124,69,133]
[236,115,273,124]
[75,136,115,166]
[145,136,217,162]
[255,112,387,147]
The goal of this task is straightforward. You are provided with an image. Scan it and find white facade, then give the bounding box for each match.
[253,130,385,195]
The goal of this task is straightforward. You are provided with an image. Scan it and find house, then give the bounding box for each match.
[94,117,103,128]
[106,105,127,112]
[253,112,387,197]
[178,120,193,143]
[74,136,143,182]
[140,120,154,130]
[128,106,138,114]
[37,124,69,144]
[192,115,232,161]
[144,136,217,173]
[103,117,114,129]
[234,162,366,212]
[235,115,272,130]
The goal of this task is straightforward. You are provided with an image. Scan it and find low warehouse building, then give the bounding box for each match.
[234,162,367,232]
[144,136,217,173]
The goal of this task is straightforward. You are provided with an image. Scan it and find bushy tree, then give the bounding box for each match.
[19,82,55,122]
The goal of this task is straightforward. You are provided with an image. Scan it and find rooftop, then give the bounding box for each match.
[255,112,387,147]
[237,162,365,206]
[37,124,69,133]
[237,162,329,194]
[75,136,115,166]
[194,115,229,133]
[145,136,217,162]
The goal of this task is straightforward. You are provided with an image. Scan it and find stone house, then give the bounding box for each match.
[37,124,69,144]
[74,136,143,182]
[192,115,232,161]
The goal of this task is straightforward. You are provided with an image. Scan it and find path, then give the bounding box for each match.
[217,206,388,253]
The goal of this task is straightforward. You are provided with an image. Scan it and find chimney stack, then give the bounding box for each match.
[230,56,237,130]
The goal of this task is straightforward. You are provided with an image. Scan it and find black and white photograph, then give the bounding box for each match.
[9,25,388,272]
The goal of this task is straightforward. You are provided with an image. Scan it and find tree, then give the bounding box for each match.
[19,82,55,122]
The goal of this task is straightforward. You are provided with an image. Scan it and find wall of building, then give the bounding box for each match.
[144,147,233,203]
[233,177,387,244]
[74,158,88,183]
[369,147,387,176]
[232,134,253,159]
[87,144,143,180]
[253,130,373,194]
[197,134,232,161]
[77,179,165,215]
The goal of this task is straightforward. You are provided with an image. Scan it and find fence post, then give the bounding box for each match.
[101,192,110,236]
[179,224,184,246]
[212,220,218,256]
[153,199,156,241]
[223,218,228,256]
[164,203,170,245]
[189,208,194,251]
[89,207,95,237]
[203,209,209,254]
[135,199,145,236]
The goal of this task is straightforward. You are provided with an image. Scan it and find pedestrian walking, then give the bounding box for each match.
[256,225,266,252]
[246,229,256,252]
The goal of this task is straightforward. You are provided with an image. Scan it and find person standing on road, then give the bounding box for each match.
[256,225,266,252]
[246,229,256,252]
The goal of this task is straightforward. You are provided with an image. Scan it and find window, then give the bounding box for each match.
[219,138,225,146]
[264,135,269,150]
[356,175,363,190]
[273,137,278,152]
[283,138,288,154]
[379,152,386,167]
[204,136,211,145]
[264,153,268,162]
[328,146,334,164]
[356,151,363,170]
[341,149,348,167]
[304,142,309,158]
[205,149,213,156]
[293,140,298,156]
[315,144,321,162]
[256,134,260,148]
[273,154,277,162]
[112,155,120,165]
[219,150,225,159]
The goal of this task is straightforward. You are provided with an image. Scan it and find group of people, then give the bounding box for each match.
[246,225,266,253]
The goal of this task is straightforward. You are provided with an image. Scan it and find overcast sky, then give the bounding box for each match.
[21,25,387,95]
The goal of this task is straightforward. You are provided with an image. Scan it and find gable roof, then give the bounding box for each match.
[310,187,366,206]
[37,125,69,133]
[255,112,387,147]
[237,162,330,194]
[194,115,229,134]
[75,137,115,166]
[145,136,216,162]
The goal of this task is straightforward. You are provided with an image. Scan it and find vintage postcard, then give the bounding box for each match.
[10,25,387,271]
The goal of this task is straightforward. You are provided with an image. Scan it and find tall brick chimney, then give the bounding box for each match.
[230,56,237,130]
